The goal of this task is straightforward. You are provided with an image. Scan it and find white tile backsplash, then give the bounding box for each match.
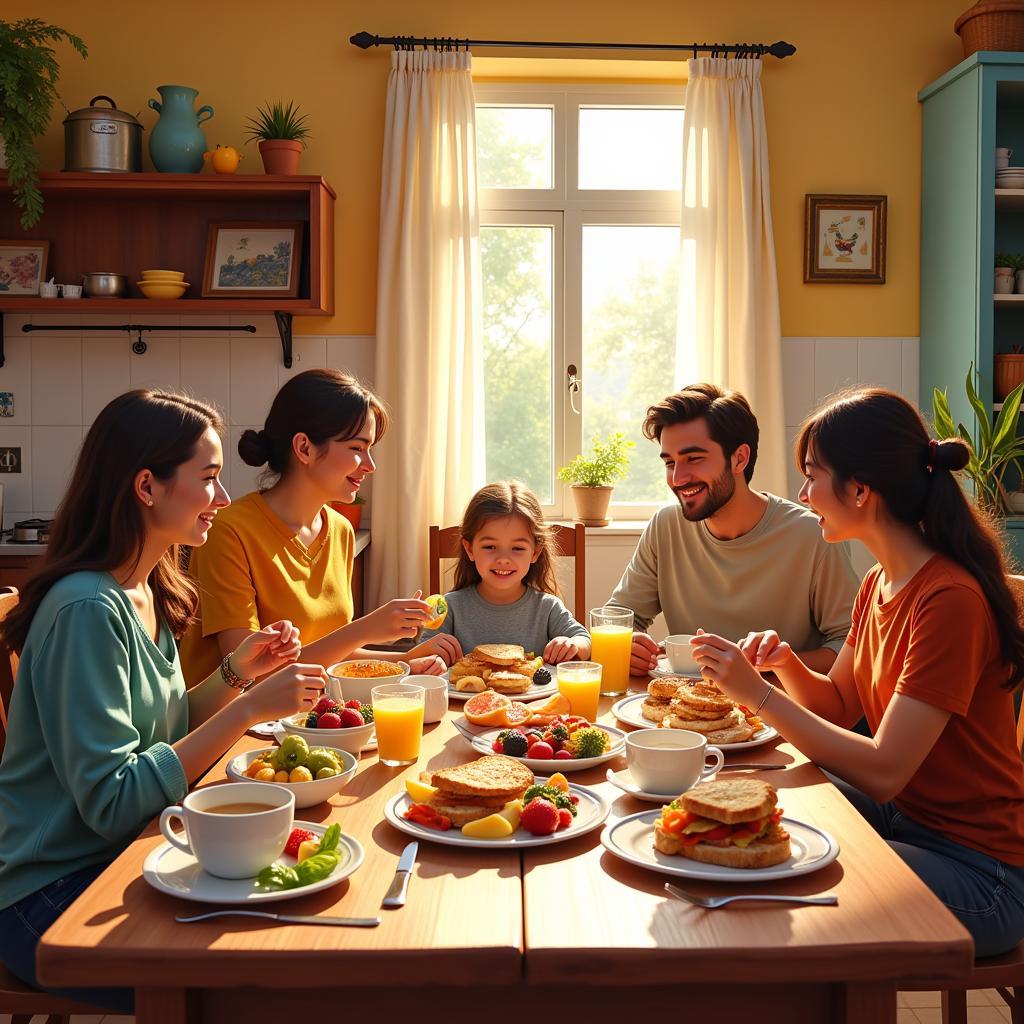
[0,334,32,425]
[129,337,180,391]
[280,336,327,386]
[82,339,131,424]
[0,424,32,512]
[813,338,860,402]
[31,425,81,511]
[857,338,903,392]
[781,338,816,424]
[181,337,231,418]
[31,338,82,425]
[229,337,280,424]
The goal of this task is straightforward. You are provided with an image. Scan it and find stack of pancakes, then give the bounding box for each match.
[422,755,534,826]
[450,644,543,694]
[641,677,760,744]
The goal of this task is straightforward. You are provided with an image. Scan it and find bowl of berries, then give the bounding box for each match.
[226,739,358,808]
[470,715,627,772]
[277,695,376,754]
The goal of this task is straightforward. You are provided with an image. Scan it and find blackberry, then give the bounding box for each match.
[305,711,319,728]
[533,667,552,685]
[500,732,529,757]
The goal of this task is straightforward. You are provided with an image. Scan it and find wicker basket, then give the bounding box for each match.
[995,353,1024,400]
[955,1,1024,56]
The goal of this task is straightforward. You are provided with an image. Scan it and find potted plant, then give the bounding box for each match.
[995,344,1024,400]
[932,364,1024,515]
[995,251,1018,294]
[557,432,634,527]
[245,100,310,175]
[0,18,87,229]
[329,493,365,532]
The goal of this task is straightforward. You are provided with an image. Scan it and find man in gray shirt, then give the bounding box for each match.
[609,383,860,677]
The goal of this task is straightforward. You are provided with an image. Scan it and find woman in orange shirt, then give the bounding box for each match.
[693,388,1024,956]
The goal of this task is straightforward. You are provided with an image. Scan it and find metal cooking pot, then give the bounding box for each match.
[63,96,143,173]
[82,272,128,298]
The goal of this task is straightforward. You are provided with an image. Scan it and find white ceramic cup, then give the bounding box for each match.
[625,728,724,795]
[404,673,448,724]
[60,283,82,299]
[39,282,59,298]
[997,146,1013,168]
[159,782,294,879]
[664,633,700,675]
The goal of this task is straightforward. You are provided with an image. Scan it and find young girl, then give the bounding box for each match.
[180,369,450,684]
[691,388,1024,957]
[421,480,590,664]
[0,390,323,1011]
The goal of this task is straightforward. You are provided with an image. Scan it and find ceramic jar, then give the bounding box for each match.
[148,85,214,173]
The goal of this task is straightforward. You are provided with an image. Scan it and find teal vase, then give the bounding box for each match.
[147,85,214,173]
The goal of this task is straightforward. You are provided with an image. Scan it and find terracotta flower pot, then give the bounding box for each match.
[995,353,1024,400]
[569,485,614,527]
[258,139,302,175]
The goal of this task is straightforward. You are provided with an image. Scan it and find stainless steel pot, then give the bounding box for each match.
[82,272,128,297]
[63,96,143,173]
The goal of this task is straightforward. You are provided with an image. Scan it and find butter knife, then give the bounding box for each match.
[177,910,380,927]
[382,841,418,909]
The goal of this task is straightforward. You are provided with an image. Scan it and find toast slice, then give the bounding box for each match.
[487,671,532,694]
[429,755,534,798]
[474,643,525,666]
[678,779,777,825]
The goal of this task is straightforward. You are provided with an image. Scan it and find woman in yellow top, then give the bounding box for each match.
[180,369,453,687]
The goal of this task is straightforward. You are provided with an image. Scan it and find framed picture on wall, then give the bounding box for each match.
[803,194,887,284]
[0,240,49,295]
[202,221,302,297]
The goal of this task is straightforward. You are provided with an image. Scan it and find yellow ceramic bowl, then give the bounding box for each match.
[136,280,189,300]
[140,269,185,281]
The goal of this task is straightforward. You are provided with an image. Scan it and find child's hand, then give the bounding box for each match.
[409,655,447,676]
[410,633,462,666]
[544,636,583,664]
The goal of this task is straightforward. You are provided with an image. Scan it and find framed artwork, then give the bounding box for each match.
[0,240,49,295]
[803,195,887,284]
[202,221,302,297]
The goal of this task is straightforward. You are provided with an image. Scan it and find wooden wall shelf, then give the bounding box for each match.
[0,172,336,367]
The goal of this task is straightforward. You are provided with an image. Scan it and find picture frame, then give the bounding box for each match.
[803,194,887,284]
[202,221,302,298]
[0,240,49,296]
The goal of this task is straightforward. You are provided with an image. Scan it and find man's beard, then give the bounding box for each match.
[675,467,736,522]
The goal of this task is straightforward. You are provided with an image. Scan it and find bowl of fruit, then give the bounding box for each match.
[469,716,626,772]
[226,739,358,808]
[277,695,376,754]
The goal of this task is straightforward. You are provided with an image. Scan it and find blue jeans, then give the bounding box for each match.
[830,774,1024,958]
[0,862,134,1014]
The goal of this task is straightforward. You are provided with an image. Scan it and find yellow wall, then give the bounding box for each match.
[6,0,970,337]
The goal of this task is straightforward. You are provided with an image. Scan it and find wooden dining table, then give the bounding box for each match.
[36,678,974,1024]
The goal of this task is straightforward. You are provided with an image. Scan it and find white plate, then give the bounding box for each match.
[605,766,716,802]
[468,725,627,772]
[446,662,558,703]
[609,693,779,751]
[648,656,701,680]
[143,820,364,904]
[249,720,280,740]
[601,810,839,882]
[384,781,609,848]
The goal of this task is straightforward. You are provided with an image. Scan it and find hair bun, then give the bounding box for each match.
[933,437,971,473]
[237,428,271,467]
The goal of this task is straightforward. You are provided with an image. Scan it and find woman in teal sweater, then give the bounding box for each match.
[0,390,327,1012]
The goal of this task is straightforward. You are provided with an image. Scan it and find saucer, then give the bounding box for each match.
[605,766,715,803]
[648,655,701,680]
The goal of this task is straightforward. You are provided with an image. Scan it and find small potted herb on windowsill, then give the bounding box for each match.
[329,493,365,532]
[245,100,310,175]
[557,432,634,527]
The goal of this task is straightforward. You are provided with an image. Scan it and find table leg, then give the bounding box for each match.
[136,986,191,1024]
[836,981,897,1024]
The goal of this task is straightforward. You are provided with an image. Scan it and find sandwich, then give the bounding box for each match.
[653,779,790,868]
[421,755,533,827]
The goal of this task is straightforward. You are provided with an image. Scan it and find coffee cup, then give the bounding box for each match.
[407,673,448,724]
[39,282,59,298]
[664,634,700,675]
[159,782,294,879]
[60,283,83,299]
[625,728,724,795]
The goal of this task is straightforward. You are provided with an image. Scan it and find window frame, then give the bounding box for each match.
[476,82,685,520]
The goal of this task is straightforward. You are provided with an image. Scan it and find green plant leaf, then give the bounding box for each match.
[965,365,992,453]
[932,387,955,439]
[992,381,1024,456]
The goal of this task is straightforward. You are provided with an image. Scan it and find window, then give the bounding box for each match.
[477,84,685,517]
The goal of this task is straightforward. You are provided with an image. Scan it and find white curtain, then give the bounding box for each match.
[677,58,786,497]
[369,50,484,606]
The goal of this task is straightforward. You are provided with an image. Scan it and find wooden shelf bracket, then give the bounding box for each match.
[274,311,293,368]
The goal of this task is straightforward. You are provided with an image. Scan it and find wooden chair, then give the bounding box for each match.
[899,576,1024,1023]
[0,587,108,1024]
[428,522,586,619]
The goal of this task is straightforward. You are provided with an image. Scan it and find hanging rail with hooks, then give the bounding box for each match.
[350,31,796,58]
[15,322,255,360]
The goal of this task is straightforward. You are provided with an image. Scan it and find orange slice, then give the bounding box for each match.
[463,689,512,726]
[423,594,448,630]
[526,692,571,718]
[499,701,532,728]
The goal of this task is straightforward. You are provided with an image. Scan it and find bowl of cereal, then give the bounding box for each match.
[327,659,409,704]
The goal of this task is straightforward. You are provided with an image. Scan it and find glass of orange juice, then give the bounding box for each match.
[590,606,633,696]
[372,682,425,767]
[556,661,602,722]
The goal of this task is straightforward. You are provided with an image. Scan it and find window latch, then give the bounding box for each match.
[567,364,581,415]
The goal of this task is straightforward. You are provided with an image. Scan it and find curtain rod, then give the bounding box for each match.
[350,32,796,59]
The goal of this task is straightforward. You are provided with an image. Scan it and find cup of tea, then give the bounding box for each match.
[625,728,724,795]
[407,673,448,724]
[159,782,294,879]
[664,634,700,675]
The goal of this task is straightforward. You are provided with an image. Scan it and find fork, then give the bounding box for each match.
[664,882,837,909]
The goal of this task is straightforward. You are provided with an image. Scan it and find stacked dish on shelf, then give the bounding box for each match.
[996,166,1024,189]
[137,269,189,300]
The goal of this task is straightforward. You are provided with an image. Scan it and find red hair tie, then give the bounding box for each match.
[928,438,939,468]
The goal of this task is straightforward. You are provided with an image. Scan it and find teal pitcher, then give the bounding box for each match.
[148,85,214,173]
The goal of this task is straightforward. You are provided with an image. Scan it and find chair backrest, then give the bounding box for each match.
[428,523,587,620]
[1007,575,1024,755]
[0,587,20,757]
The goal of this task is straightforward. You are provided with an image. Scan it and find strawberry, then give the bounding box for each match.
[520,797,560,836]
[493,740,504,753]
[530,741,554,760]
[283,827,316,858]
[345,699,362,710]
[318,712,342,729]
[339,708,365,728]
[312,696,338,716]
[557,808,574,829]
[554,749,573,760]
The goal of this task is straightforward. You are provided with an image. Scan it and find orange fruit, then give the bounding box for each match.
[463,689,512,726]
[526,692,571,718]
[423,594,448,630]
[499,701,532,728]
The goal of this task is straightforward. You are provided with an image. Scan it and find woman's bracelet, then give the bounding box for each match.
[220,653,255,693]
[754,681,774,715]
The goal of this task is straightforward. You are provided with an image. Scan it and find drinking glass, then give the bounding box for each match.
[556,661,602,721]
[371,682,425,767]
[590,605,633,696]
